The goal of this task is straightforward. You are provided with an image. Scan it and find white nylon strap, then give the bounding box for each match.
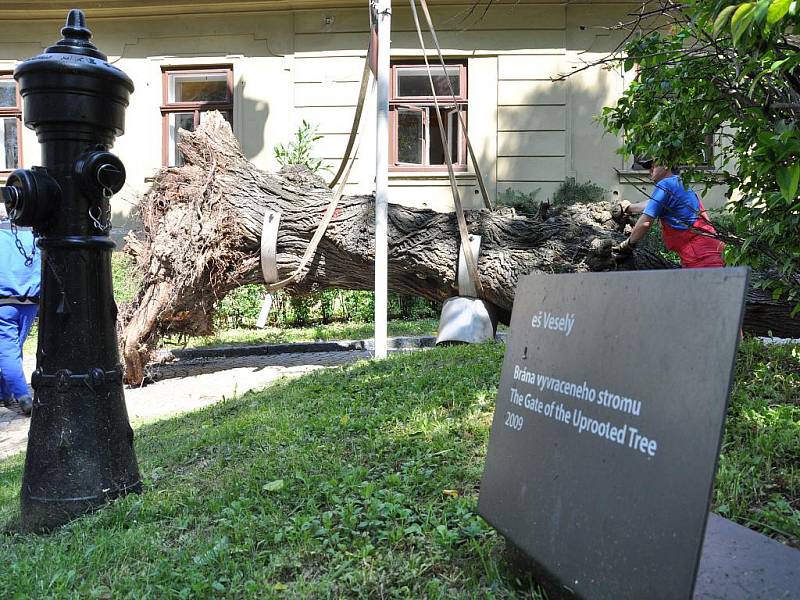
[457,235,482,298]
[409,0,483,299]
[260,210,281,284]
[417,0,492,211]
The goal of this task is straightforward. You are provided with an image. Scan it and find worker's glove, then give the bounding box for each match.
[611,200,631,224]
[611,238,636,261]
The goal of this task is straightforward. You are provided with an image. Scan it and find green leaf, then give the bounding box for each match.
[769,57,790,72]
[731,3,756,44]
[714,5,739,36]
[776,164,800,202]
[748,71,766,97]
[767,0,791,24]
[262,479,285,492]
[753,0,771,24]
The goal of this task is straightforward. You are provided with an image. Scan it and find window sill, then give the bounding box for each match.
[617,167,725,180]
[616,169,649,178]
[389,171,475,181]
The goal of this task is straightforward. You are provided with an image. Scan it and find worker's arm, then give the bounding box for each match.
[612,213,656,259]
[628,213,656,245]
[626,201,649,215]
[612,199,648,223]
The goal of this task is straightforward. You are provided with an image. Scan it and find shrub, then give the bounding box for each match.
[551,177,607,206]
[273,120,327,174]
[214,286,440,329]
[497,187,541,213]
[112,253,142,304]
[215,284,265,329]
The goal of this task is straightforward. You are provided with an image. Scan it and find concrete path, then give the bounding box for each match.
[0,349,374,460]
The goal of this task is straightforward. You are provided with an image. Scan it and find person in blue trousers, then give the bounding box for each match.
[0,209,40,416]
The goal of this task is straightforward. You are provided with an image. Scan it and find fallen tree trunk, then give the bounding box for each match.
[120,113,799,384]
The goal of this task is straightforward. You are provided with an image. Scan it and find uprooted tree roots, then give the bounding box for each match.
[119,112,799,384]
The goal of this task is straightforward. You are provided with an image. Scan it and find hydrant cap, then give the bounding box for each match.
[13,9,134,142]
[46,9,107,61]
[14,9,134,93]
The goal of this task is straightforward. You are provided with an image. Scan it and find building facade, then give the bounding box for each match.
[0,1,724,231]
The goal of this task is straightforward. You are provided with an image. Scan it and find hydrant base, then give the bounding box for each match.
[21,480,142,533]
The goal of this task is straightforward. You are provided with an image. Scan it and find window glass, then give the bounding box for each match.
[169,112,195,166]
[397,109,423,164]
[396,66,460,98]
[0,81,16,108]
[0,118,18,170]
[447,110,459,164]
[163,67,233,166]
[169,72,229,103]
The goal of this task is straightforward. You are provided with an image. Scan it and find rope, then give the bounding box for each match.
[264,24,375,291]
[265,114,366,292]
[409,0,484,298]
[417,0,493,211]
[330,32,374,189]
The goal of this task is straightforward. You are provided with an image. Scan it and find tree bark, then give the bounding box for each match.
[120,113,799,384]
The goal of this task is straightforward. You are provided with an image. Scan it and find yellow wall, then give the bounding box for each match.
[1,1,728,231]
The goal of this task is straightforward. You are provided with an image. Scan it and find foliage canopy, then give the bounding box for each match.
[597,0,799,308]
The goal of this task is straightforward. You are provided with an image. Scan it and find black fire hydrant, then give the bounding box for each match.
[2,10,141,531]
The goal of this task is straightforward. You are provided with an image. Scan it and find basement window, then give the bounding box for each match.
[0,73,22,172]
[161,67,233,166]
[390,62,467,172]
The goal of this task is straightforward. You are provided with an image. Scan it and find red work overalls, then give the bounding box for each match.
[660,195,725,268]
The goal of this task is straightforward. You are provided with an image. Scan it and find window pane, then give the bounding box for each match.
[396,66,460,98]
[169,112,195,166]
[0,81,16,108]
[427,109,461,166]
[397,109,423,164]
[448,110,459,164]
[169,72,229,103]
[428,109,445,165]
[0,118,18,169]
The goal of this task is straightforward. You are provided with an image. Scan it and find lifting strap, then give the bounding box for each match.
[264,134,363,292]
[417,0,493,211]
[263,24,375,291]
[408,0,484,298]
[329,28,374,189]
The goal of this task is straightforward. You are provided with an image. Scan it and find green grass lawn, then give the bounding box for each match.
[0,339,796,597]
[714,338,800,545]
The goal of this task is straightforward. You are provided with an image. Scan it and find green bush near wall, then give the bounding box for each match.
[498,178,607,214]
[215,286,440,329]
[112,253,142,304]
[551,177,607,206]
[497,187,541,213]
[110,252,438,329]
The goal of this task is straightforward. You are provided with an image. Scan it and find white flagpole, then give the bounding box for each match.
[374,0,391,359]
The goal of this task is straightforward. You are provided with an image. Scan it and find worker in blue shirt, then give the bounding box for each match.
[613,161,725,268]
[0,208,40,415]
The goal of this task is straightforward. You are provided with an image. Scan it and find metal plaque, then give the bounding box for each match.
[478,268,749,600]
